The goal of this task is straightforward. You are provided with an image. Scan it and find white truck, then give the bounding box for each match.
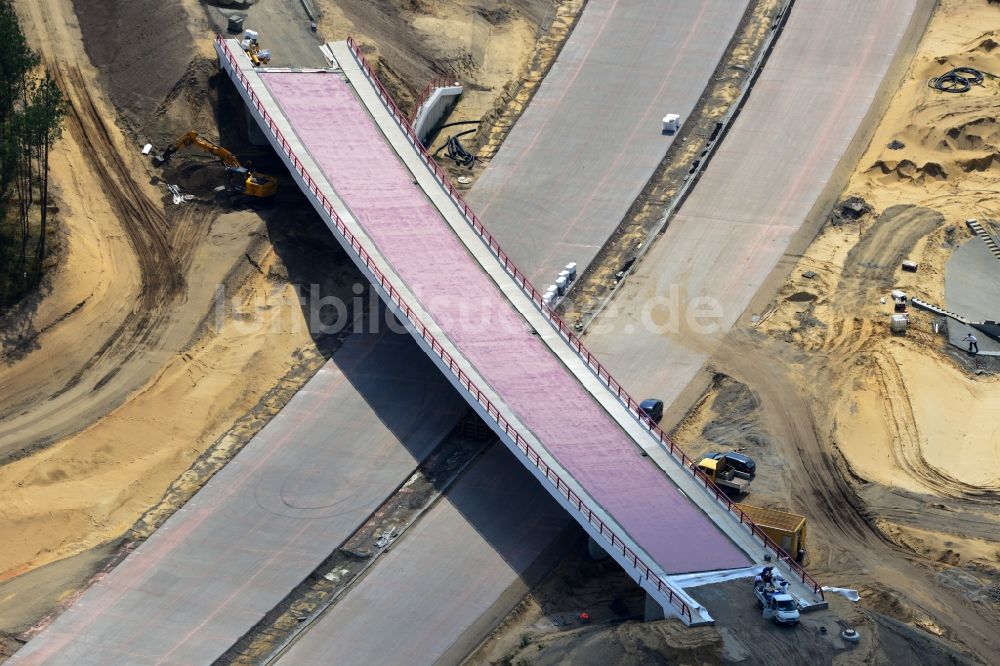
[753,577,800,626]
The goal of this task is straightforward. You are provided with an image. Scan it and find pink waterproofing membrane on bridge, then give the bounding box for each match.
[260,72,749,574]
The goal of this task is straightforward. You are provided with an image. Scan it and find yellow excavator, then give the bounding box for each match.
[155,131,277,198]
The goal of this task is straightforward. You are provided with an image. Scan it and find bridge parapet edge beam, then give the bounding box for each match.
[214,36,704,626]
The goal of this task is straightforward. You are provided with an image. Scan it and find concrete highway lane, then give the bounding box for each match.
[9,325,466,666]
[13,1,930,662]
[278,445,572,665]
[11,1,748,658]
[469,0,748,283]
[267,3,779,661]
[583,0,926,408]
[278,5,923,657]
[271,2,929,662]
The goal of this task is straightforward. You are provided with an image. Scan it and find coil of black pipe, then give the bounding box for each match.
[928,67,985,93]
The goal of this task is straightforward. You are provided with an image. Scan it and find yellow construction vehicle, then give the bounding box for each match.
[155,131,277,198]
[695,456,751,496]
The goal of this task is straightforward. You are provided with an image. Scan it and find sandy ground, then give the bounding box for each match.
[0,0,342,638]
[665,0,1000,660]
[315,0,560,122]
[818,0,1000,497]
[836,340,1000,492]
[0,0,562,651]
[752,0,1000,508]
[314,0,584,172]
[5,0,996,661]
[473,1,1000,663]
[467,545,970,666]
[466,548,723,665]
[844,0,1000,221]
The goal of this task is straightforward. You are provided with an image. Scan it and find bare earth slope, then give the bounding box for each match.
[0,0,568,651]
[0,0,334,623]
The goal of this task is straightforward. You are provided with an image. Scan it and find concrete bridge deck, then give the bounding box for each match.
[220,37,824,622]
[8,28,829,663]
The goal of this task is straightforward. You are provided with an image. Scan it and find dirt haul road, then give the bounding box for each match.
[0,0,572,644]
[0,0,334,594]
[0,2,184,458]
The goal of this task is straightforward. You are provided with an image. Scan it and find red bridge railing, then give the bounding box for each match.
[411,76,452,122]
[215,37,696,621]
[340,37,823,601]
[216,36,822,609]
[217,36,692,622]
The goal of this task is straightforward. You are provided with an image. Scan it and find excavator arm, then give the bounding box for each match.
[153,131,277,198]
[158,131,241,168]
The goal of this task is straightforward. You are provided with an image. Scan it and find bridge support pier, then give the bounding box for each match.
[644,593,666,622]
[586,536,608,561]
[245,106,269,146]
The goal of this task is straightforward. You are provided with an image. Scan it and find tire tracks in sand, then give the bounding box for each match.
[709,330,999,661]
[869,348,996,501]
[0,0,209,459]
[45,65,184,395]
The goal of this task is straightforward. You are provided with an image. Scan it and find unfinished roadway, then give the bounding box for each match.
[12,0,929,661]
[468,0,748,282]
[11,1,924,663]
[9,3,766,664]
[582,0,930,411]
[9,10,830,666]
[278,0,934,662]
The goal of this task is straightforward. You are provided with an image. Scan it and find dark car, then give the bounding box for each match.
[639,398,664,424]
[709,451,756,480]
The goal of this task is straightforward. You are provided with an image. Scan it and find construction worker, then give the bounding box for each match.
[964,333,979,354]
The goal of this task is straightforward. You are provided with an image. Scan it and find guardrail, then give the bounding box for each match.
[340,36,824,601]
[214,36,698,622]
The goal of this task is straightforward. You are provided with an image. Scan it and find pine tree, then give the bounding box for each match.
[29,74,66,273]
[0,0,65,298]
[0,0,37,190]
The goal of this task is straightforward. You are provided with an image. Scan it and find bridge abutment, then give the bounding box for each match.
[644,594,666,622]
[586,536,609,561]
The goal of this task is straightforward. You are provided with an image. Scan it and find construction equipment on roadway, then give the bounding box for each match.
[155,131,277,198]
[891,289,909,312]
[736,503,808,563]
[242,29,271,67]
[753,568,800,626]
[694,456,750,496]
[639,398,664,424]
[661,113,680,133]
